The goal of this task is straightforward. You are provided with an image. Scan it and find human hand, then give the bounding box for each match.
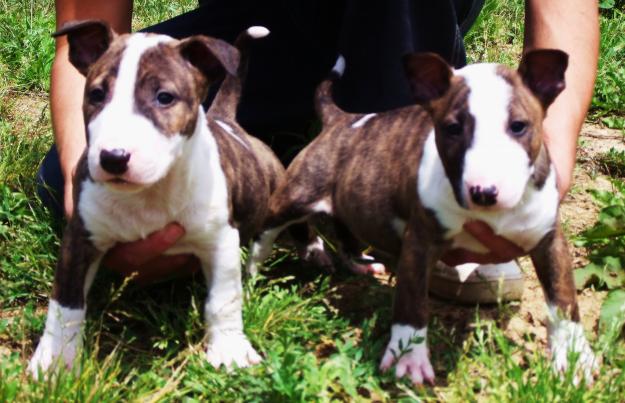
[441,221,525,266]
[102,222,200,285]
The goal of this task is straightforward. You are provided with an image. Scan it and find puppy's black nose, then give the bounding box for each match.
[469,185,498,207]
[100,148,130,175]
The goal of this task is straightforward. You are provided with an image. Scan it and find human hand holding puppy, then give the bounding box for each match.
[102,223,199,284]
[106,220,524,282]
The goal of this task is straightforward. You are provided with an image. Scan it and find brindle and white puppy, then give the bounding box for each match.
[250,50,598,385]
[29,20,284,377]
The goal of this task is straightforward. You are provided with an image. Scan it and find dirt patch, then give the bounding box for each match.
[0,90,49,134]
[578,124,625,157]
[562,125,624,267]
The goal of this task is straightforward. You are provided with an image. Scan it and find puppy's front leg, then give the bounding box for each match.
[203,226,261,369]
[380,223,437,385]
[29,216,102,378]
[531,223,598,384]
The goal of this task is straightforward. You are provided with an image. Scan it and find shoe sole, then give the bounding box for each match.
[429,270,524,304]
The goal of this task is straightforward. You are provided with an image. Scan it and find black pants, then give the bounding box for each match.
[37,0,484,218]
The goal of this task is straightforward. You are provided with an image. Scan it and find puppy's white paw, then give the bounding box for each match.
[347,253,386,276]
[28,334,79,379]
[246,228,282,276]
[245,259,261,277]
[28,300,84,380]
[206,332,262,370]
[379,324,434,385]
[549,318,598,385]
[349,261,386,276]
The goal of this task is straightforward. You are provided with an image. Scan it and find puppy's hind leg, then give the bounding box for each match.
[246,190,327,276]
[290,221,335,273]
[246,226,285,276]
[333,218,386,276]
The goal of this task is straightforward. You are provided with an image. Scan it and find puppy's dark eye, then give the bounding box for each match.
[444,122,463,136]
[509,120,527,136]
[156,91,176,106]
[88,88,106,104]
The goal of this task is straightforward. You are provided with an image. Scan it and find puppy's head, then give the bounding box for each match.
[54,20,239,192]
[404,50,568,210]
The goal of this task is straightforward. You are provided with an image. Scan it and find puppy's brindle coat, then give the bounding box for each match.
[250,51,597,384]
[29,21,284,376]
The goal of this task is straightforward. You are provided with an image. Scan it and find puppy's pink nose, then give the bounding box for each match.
[469,185,498,207]
[100,148,130,175]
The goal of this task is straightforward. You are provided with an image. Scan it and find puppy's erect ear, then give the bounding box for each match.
[403,53,453,104]
[178,36,240,83]
[53,20,114,76]
[518,49,568,110]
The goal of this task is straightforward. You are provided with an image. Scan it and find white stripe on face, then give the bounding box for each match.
[87,34,187,187]
[457,64,532,209]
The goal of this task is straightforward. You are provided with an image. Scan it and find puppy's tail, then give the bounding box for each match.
[211,26,269,119]
[234,26,270,78]
[315,55,345,125]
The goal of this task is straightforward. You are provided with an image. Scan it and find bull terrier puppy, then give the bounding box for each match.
[29,20,284,377]
[249,50,598,385]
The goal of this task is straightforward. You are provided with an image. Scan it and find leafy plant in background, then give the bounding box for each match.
[575,179,625,333]
[598,0,625,10]
[592,6,625,127]
[595,148,625,178]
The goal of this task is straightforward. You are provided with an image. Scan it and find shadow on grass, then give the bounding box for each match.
[29,241,521,393]
[258,249,522,388]
[84,271,206,371]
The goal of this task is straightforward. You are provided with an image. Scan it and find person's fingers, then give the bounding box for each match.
[462,221,524,261]
[103,222,186,268]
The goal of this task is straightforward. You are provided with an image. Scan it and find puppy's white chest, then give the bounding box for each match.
[417,134,559,253]
[78,148,230,253]
[447,198,557,253]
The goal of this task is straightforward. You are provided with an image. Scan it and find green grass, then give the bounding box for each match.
[464,0,525,66]
[593,7,625,128]
[2,0,625,401]
[0,0,54,92]
[465,0,625,126]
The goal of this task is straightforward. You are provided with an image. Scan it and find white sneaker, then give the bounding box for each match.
[430,261,524,304]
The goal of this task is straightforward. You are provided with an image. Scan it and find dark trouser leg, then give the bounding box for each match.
[36,144,64,219]
[333,0,480,113]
